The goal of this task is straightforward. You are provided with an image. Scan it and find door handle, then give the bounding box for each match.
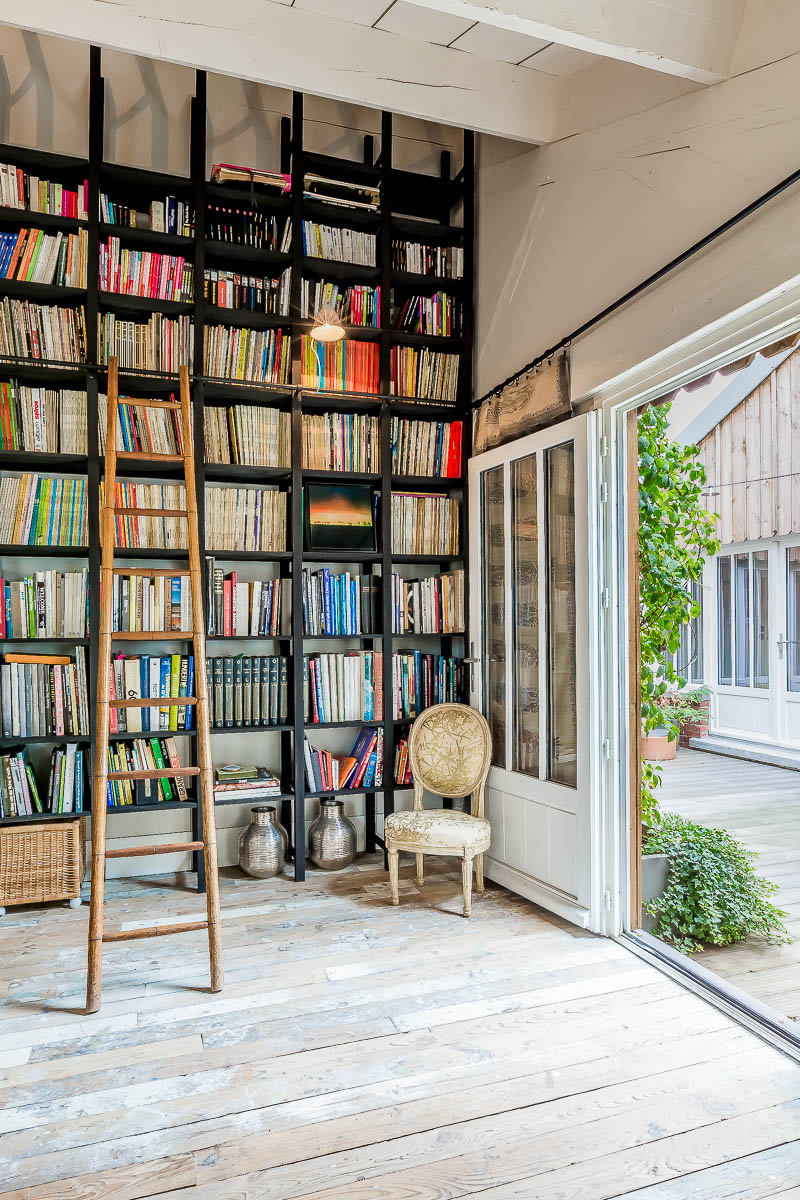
[776,638,800,659]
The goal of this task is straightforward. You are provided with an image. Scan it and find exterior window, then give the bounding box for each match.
[787,549,800,693]
[512,453,539,777]
[718,557,732,686]
[546,444,577,788]
[717,550,769,690]
[677,580,704,684]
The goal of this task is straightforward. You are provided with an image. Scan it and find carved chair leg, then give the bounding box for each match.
[388,848,400,906]
[415,853,424,888]
[475,853,484,893]
[462,854,473,918]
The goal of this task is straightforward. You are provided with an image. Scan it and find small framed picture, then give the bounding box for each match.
[304,483,376,551]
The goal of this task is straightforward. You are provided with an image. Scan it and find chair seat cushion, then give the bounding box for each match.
[385,808,491,854]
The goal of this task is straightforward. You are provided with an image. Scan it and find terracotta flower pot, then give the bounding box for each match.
[640,729,677,761]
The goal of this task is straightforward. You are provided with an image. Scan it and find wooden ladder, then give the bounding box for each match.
[86,358,223,1013]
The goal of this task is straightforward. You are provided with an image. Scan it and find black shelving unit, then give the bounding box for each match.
[0,51,474,885]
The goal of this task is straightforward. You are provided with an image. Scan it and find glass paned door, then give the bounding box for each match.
[469,414,596,928]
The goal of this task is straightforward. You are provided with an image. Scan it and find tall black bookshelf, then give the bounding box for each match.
[0,47,474,884]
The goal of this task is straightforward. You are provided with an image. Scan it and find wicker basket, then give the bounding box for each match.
[0,817,86,910]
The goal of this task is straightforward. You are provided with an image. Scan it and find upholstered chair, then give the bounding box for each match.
[384,703,491,917]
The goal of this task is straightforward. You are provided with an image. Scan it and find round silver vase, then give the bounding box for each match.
[239,806,288,879]
[308,799,357,871]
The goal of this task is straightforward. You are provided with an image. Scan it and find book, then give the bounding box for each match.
[304,483,375,552]
[204,405,290,467]
[303,651,383,724]
[303,172,380,211]
[300,279,380,327]
[391,417,462,478]
[302,567,378,636]
[109,654,194,733]
[390,347,459,404]
[303,726,378,793]
[302,222,376,265]
[97,312,193,372]
[392,652,464,719]
[0,298,86,363]
[301,337,380,394]
[392,240,463,278]
[394,733,413,786]
[392,569,464,634]
[0,646,90,736]
[391,492,459,556]
[104,736,190,808]
[210,163,291,193]
[208,655,289,728]
[99,192,194,236]
[0,228,87,287]
[205,561,291,637]
[0,474,87,547]
[204,266,290,315]
[99,394,183,454]
[100,482,187,550]
[98,238,194,302]
[302,413,380,473]
[111,573,190,633]
[214,764,283,799]
[206,205,288,249]
[0,163,87,218]
[204,324,291,384]
[205,485,287,553]
[392,291,462,337]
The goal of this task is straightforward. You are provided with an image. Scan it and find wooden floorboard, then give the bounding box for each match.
[660,748,800,1021]
[0,854,798,1199]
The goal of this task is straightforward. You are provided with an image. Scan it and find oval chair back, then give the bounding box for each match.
[408,703,491,817]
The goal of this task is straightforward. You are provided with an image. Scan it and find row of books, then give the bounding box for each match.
[304,651,383,724]
[300,281,380,328]
[0,744,85,817]
[303,726,383,793]
[302,223,376,266]
[0,568,89,639]
[109,653,194,733]
[391,417,462,478]
[204,267,290,315]
[392,241,463,279]
[100,194,194,237]
[0,383,86,454]
[206,485,287,553]
[301,337,380,394]
[391,347,459,404]
[302,568,380,637]
[207,206,290,251]
[210,164,290,192]
[110,573,190,634]
[0,164,88,219]
[207,654,289,728]
[204,324,291,384]
[98,240,194,302]
[204,404,290,467]
[304,173,380,211]
[393,292,462,337]
[1,647,90,737]
[106,737,188,807]
[98,313,192,373]
[392,492,459,556]
[0,299,86,363]
[99,395,183,455]
[103,482,187,550]
[394,733,412,786]
[0,474,87,547]
[393,569,464,635]
[206,564,291,638]
[301,412,380,473]
[0,228,88,288]
[392,652,464,719]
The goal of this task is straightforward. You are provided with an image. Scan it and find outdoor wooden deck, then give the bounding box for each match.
[661,747,800,1022]
[0,854,799,1198]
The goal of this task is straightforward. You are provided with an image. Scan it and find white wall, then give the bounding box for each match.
[476,32,800,401]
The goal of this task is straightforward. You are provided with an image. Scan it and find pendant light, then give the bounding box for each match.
[310,304,345,342]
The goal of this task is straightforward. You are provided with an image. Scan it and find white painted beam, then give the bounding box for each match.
[402,0,747,83]
[0,0,566,143]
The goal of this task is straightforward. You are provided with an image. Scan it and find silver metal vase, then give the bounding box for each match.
[308,798,357,871]
[239,806,288,879]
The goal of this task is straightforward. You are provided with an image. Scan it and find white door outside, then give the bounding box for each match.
[468,414,602,929]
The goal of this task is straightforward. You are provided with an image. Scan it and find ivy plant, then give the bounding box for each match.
[638,402,720,826]
[643,814,789,955]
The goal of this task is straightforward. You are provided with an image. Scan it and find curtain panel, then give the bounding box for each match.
[473,351,571,454]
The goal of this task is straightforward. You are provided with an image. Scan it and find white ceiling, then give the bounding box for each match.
[289,0,598,76]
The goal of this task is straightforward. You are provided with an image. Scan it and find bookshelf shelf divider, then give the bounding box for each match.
[0,57,473,883]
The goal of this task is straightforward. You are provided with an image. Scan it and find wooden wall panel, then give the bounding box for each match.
[698,347,800,545]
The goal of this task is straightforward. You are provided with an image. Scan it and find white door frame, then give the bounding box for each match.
[591,272,800,934]
[468,412,607,932]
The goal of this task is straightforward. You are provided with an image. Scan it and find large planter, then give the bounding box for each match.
[641,851,669,934]
[640,728,676,761]
[679,701,710,748]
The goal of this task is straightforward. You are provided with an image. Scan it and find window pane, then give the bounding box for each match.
[753,550,769,689]
[735,553,750,687]
[482,465,506,766]
[787,549,800,693]
[512,453,539,777]
[718,557,732,686]
[546,443,577,788]
[691,580,704,684]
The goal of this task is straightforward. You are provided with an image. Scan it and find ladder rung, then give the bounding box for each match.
[107,767,200,779]
[111,631,194,640]
[110,696,197,708]
[113,508,188,518]
[105,841,204,859]
[118,398,181,410]
[102,920,208,943]
[116,451,185,463]
[111,567,192,577]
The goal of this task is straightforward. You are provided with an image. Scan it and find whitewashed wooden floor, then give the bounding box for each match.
[661,748,800,1022]
[1,855,799,1199]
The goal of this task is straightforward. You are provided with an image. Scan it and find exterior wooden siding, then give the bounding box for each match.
[697,346,800,545]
